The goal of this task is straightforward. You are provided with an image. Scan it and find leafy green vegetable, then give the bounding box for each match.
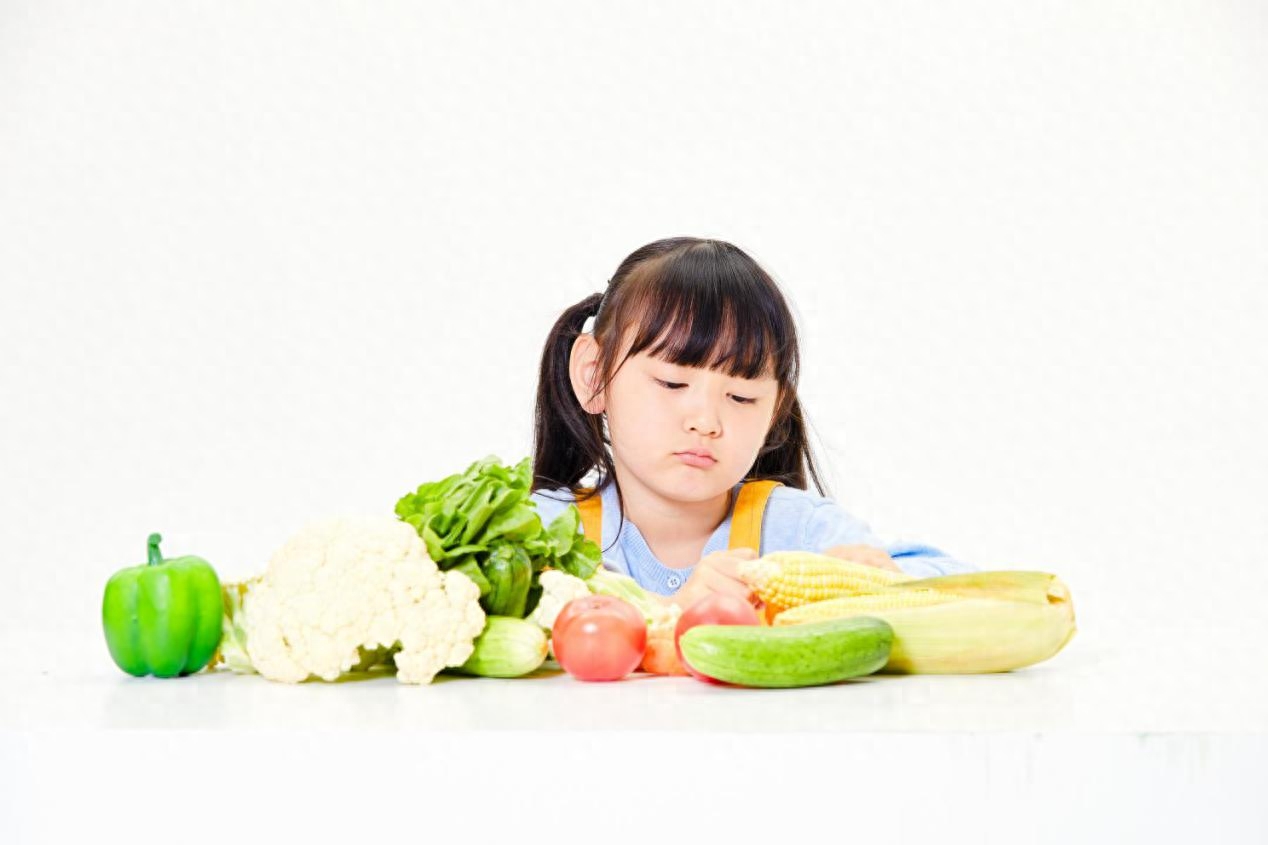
[395,455,602,618]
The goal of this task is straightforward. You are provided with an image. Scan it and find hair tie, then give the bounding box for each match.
[595,277,613,315]
[582,278,613,334]
[580,281,608,337]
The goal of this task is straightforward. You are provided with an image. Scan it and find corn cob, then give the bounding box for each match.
[773,571,1076,674]
[737,550,914,617]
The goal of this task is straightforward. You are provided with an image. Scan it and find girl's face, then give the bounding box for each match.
[570,327,780,503]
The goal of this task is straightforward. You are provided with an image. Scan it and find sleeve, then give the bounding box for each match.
[801,500,979,578]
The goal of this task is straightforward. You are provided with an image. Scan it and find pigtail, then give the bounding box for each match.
[531,292,609,500]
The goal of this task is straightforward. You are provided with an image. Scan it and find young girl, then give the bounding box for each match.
[529,237,977,609]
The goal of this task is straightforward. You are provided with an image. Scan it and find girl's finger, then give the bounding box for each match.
[859,552,901,572]
[704,570,756,601]
[709,557,743,577]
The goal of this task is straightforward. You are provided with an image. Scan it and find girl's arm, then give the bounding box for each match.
[807,501,979,577]
[822,544,904,573]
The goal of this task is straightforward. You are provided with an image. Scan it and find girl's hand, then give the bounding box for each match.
[822,544,904,573]
[671,547,759,609]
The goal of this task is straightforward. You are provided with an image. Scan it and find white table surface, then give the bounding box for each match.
[4,614,1266,845]
[3,635,1261,735]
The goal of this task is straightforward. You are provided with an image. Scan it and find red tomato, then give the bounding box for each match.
[552,594,609,644]
[551,595,647,682]
[675,593,761,683]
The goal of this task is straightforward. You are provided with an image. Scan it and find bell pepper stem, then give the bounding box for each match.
[147,533,164,566]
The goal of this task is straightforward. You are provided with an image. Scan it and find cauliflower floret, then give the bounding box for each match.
[640,600,686,675]
[527,569,592,631]
[240,515,486,684]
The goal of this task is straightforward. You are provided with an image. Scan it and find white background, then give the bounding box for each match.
[1,2,1265,842]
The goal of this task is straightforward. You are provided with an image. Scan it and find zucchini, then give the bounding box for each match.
[453,616,548,678]
[678,616,893,688]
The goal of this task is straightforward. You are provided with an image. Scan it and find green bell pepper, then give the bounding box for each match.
[102,533,223,678]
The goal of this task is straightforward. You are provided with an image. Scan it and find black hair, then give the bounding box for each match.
[531,237,831,551]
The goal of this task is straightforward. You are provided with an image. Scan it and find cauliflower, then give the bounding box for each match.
[527,569,592,631]
[233,515,486,684]
[210,576,260,674]
[640,600,686,675]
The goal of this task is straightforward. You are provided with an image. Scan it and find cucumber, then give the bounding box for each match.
[453,616,548,678]
[678,616,893,688]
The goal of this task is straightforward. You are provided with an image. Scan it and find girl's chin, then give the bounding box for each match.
[659,469,732,497]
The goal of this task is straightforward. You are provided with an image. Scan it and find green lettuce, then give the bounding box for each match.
[394,455,602,617]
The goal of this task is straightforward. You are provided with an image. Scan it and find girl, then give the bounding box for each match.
[529,237,977,609]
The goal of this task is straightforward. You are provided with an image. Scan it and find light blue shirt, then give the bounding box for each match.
[530,478,979,596]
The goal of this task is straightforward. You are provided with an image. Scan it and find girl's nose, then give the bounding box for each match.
[687,411,722,437]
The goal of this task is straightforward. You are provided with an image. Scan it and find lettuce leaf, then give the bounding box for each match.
[395,455,601,617]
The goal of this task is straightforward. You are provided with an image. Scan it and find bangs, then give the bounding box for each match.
[616,261,794,384]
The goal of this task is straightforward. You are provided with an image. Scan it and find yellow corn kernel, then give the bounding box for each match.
[773,571,1077,675]
[773,589,958,624]
[737,551,914,615]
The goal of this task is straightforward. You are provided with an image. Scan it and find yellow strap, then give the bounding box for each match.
[728,479,783,553]
[571,480,782,553]
[573,486,603,544]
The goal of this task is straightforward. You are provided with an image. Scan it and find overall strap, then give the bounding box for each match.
[574,481,782,552]
[572,487,603,544]
[727,480,783,554]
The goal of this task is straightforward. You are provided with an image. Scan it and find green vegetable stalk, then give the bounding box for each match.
[395,455,602,618]
[102,533,223,678]
[451,616,549,678]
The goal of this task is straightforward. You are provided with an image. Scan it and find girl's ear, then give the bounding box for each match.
[569,333,607,414]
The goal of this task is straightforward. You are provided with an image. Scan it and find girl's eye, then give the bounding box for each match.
[655,379,756,405]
